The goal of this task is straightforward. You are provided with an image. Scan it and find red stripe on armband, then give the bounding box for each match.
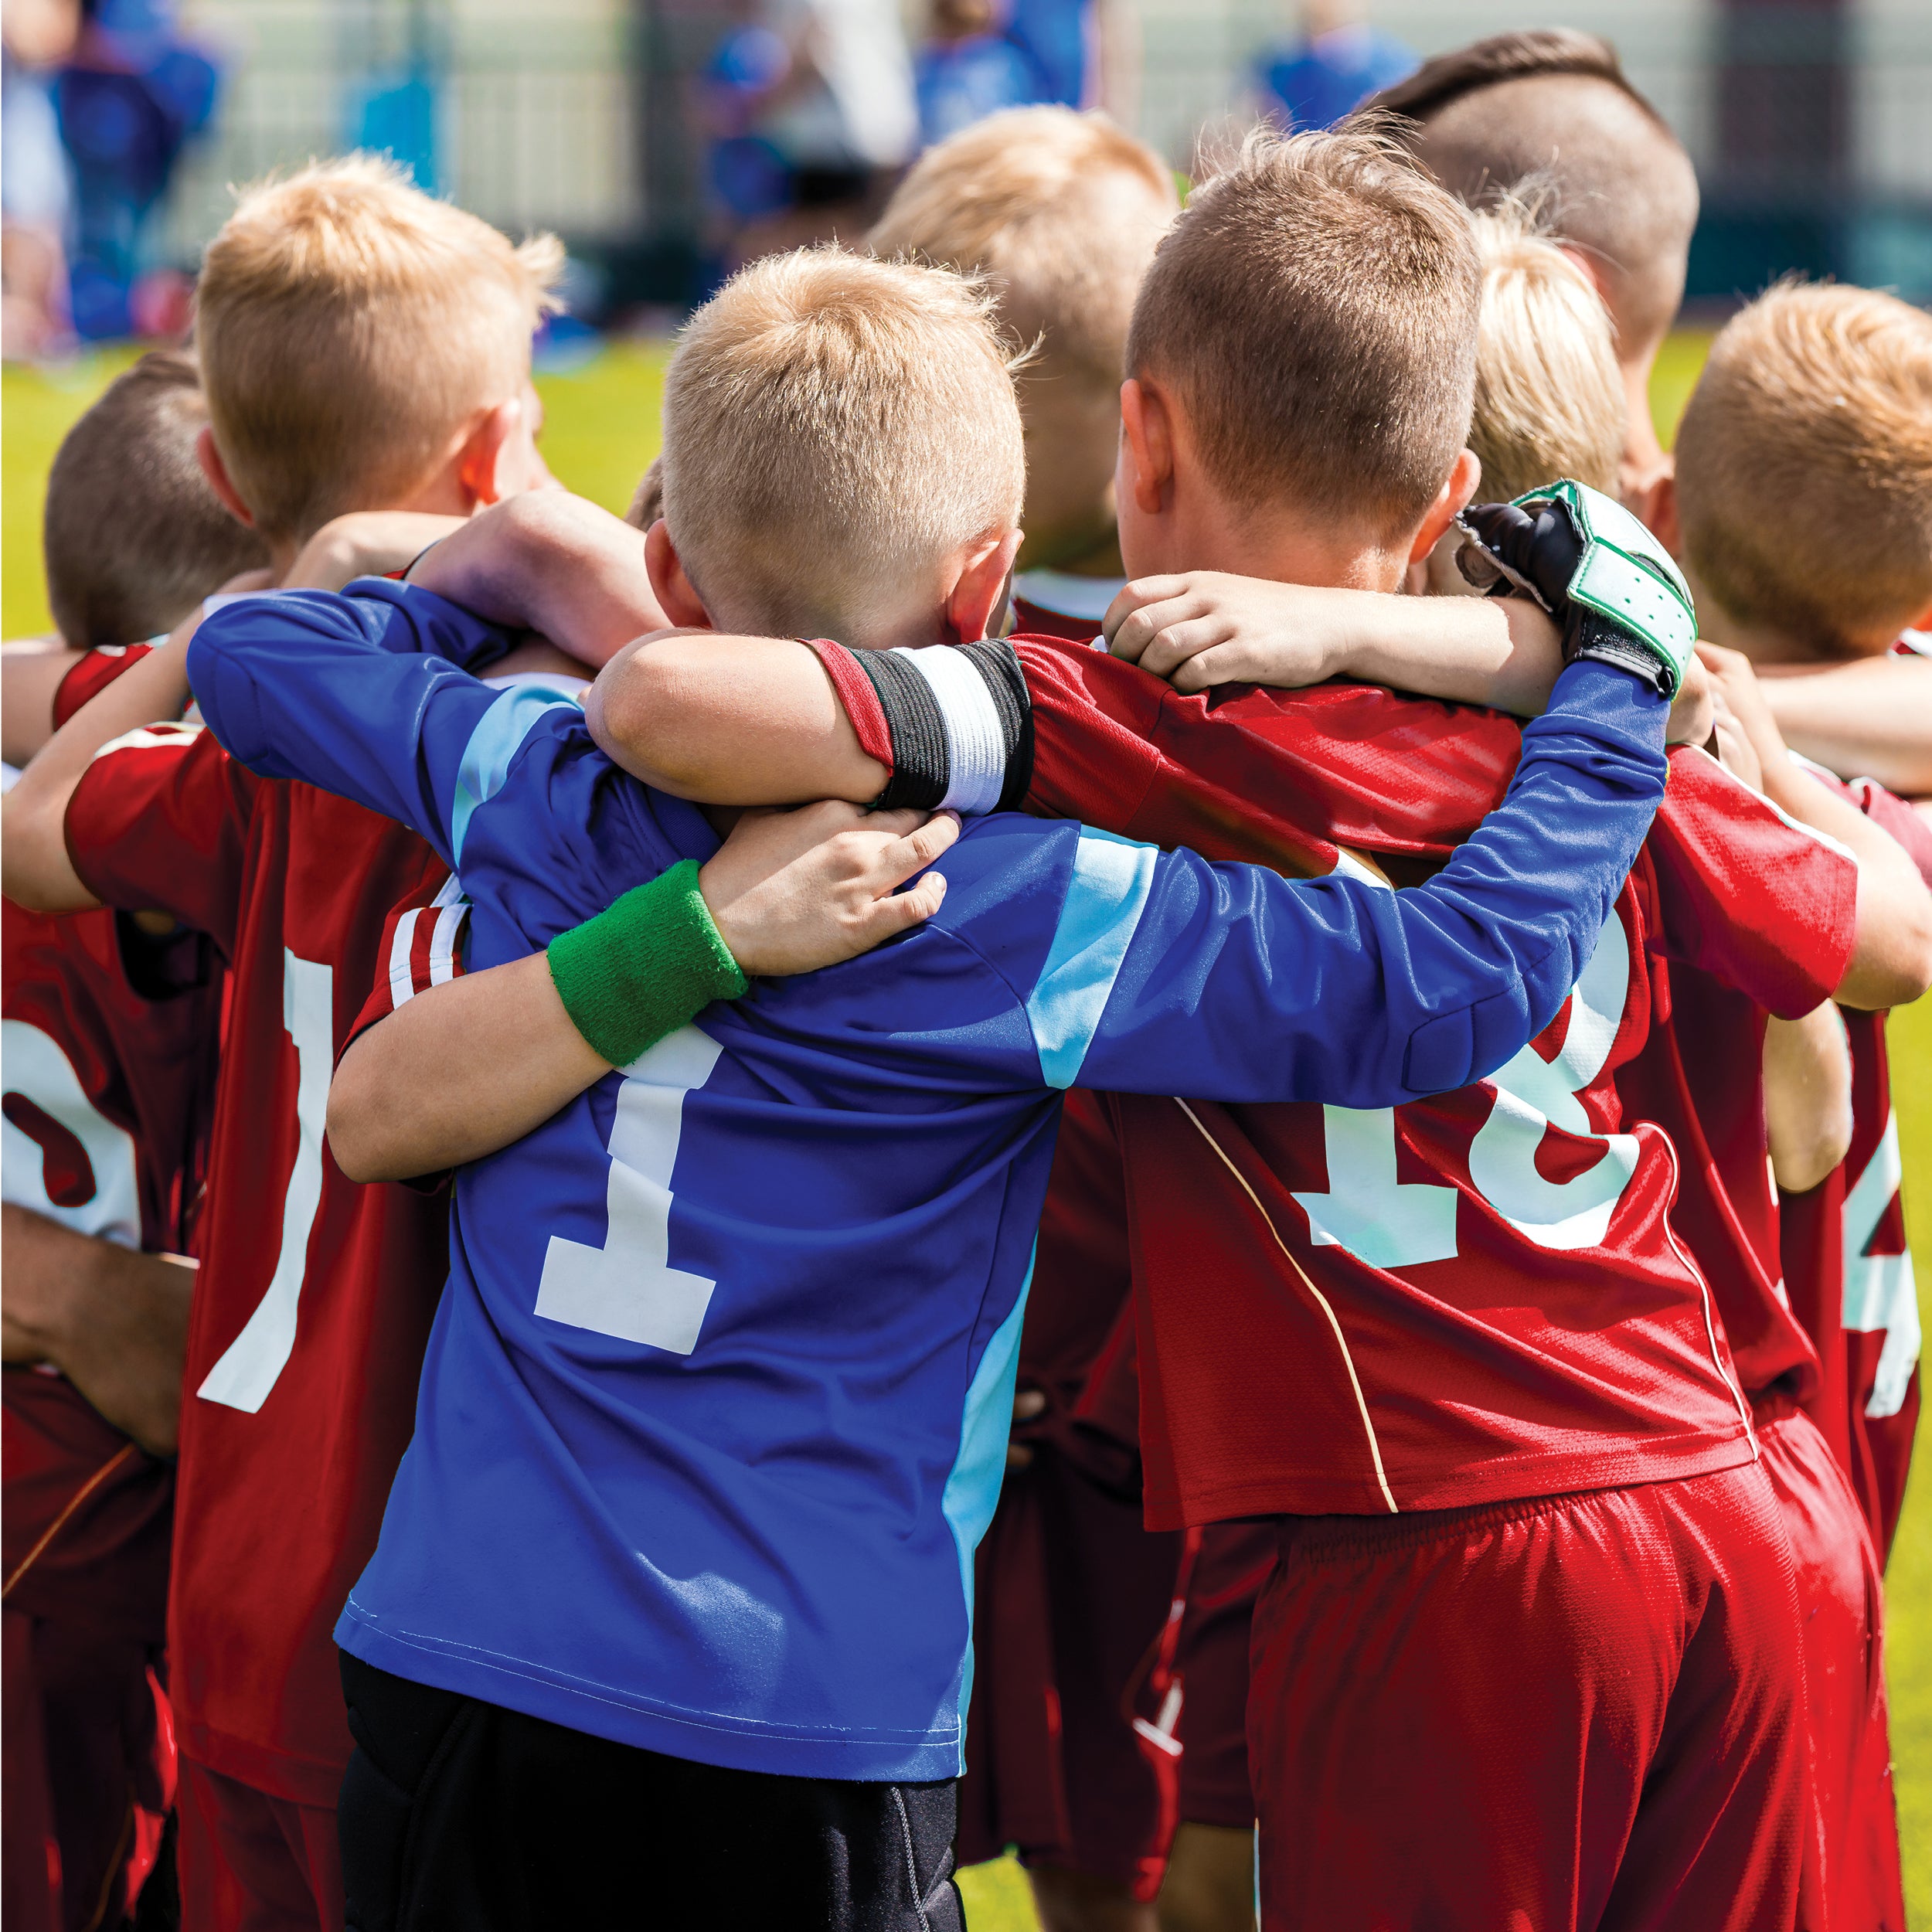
[804,638,894,770]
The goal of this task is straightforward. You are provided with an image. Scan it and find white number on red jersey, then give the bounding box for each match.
[1,1018,142,1248]
[536,1026,723,1354]
[1294,908,1638,1267]
[197,950,333,1413]
[1842,1109,1919,1418]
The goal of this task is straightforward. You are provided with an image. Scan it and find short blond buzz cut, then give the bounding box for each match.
[867,106,1177,397]
[661,247,1025,640]
[194,154,563,544]
[1468,194,1625,502]
[1674,281,1932,649]
[1127,125,1481,536]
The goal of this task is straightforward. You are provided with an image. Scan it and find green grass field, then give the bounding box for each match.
[4,335,1927,1928]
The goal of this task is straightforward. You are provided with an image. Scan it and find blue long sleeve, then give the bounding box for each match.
[1066,660,1666,1107]
[188,580,542,866]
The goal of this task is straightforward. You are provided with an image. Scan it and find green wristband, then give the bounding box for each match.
[546,859,748,1070]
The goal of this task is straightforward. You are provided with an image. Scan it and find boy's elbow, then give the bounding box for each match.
[1771,1104,1854,1197]
[586,652,695,790]
[325,1073,396,1185]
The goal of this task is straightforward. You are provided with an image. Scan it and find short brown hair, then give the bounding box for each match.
[662,248,1024,640]
[1468,197,1624,502]
[1369,32,1699,359]
[194,155,563,545]
[1126,126,1480,534]
[43,350,269,645]
[1674,282,1932,649]
[869,106,1175,397]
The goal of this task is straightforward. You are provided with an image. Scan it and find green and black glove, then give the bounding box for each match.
[1459,479,1698,698]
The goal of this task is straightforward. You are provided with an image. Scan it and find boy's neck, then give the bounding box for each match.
[1134,502,1406,595]
[1698,599,1906,669]
[1617,352,1672,510]
[1017,524,1125,582]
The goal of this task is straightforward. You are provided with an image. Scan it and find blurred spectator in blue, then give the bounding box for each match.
[916,0,1039,148]
[703,0,916,268]
[1255,1,1414,132]
[1005,0,1096,108]
[53,0,222,340]
[4,0,80,357]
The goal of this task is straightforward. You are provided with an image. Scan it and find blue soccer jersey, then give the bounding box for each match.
[187,582,1665,1779]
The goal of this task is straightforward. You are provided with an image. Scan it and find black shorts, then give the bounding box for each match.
[337,1651,964,1931]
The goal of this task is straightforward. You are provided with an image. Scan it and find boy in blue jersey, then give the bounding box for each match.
[182,247,1681,1932]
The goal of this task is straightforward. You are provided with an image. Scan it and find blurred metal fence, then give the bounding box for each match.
[163,0,1932,304]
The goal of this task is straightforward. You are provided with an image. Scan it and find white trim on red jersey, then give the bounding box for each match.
[385,872,469,1014]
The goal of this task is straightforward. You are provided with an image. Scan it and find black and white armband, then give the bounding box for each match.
[805,638,1034,814]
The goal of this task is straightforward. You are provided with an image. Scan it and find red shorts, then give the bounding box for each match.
[2,1369,175,1932]
[178,1757,343,1932]
[956,1446,1182,1895]
[1172,1520,1272,1830]
[1248,1460,1810,1932]
[1757,1410,1904,1931]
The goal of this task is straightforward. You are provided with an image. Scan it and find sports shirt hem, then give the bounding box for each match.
[335,1606,965,1782]
[175,1720,349,1810]
[1141,1427,1755,1530]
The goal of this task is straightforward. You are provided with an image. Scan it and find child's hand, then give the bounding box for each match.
[1104,573,1352,693]
[699,801,960,977]
[1695,642,1790,787]
[284,512,467,593]
[1665,652,1715,748]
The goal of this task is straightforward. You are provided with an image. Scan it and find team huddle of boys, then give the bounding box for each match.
[5,24,1931,1932]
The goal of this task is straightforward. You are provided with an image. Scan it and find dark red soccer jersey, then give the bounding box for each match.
[1615,959,1819,1413]
[3,643,218,1263]
[1781,764,1928,1558]
[64,726,454,1804]
[1003,641,1860,1521]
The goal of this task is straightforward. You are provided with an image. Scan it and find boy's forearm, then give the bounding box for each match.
[1343,594,1560,717]
[2,1204,195,1456]
[1757,658,1932,796]
[1762,1006,1853,1195]
[2,638,86,768]
[407,492,671,670]
[1,631,195,910]
[1759,757,1932,1009]
[587,635,886,804]
[328,954,609,1182]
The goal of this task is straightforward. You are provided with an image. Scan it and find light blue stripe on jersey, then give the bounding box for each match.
[451,683,582,860]
[940,1246,1033,1767]
[1026,828,1159,1087]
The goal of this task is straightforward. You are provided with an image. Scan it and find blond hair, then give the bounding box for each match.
[1675,282,1932,648]
[869,106,1175,397]
[661,248,1024,640]
[1467,196,1625,502]
[1127,126,1481,536]
[194,155,563,543]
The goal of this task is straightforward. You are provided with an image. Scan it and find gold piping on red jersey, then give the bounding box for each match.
[1172,1097,1400,1513]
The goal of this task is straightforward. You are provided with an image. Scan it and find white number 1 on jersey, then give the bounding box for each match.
[198,950,333,1413]
[535,1026,723,1354]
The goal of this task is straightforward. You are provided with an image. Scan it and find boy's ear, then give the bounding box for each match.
[196,427,257,529]
[1119,379,1175,517]
[454,398,524,511]
[944,528,1025,645]
[1642,471,1683,558]
[1406,449,1481,566]
[644,519,713,631]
